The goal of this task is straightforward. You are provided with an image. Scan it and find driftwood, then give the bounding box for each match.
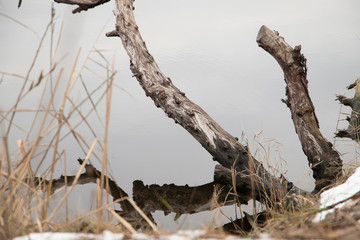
[51,0,344,201]
[35,159,254,232]
[133,180,237,217]
[105,0,306,203]
[336,78,360,141]
[256,26,343,192]
[53,0,111,13]
[220,211,268,234]
[34,159,152,229]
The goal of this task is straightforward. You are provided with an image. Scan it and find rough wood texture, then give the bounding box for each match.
[54,0,110,13]
[336,78,360,141]
[107,0,305,203]
[256,25,342,192]
[34,159,153,230]
[36,159,261,231]
[133,180,237,217]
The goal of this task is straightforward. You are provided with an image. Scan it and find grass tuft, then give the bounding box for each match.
[0,10,141,239]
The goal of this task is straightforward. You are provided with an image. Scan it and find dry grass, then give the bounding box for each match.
[0,12,151,239]
[222,131,360,238]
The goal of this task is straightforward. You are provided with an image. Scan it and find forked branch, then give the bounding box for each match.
[106,0,304,202]
[257,25,343,192]
[53,0,307,204]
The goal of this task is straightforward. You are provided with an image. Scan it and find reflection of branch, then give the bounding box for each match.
[35,158,152,230]
[132,180,236,218]
[38,158,128,204]
[34,158,272,232]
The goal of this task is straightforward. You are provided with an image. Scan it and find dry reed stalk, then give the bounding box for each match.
[43,48,81,219]
[56,197,127,231]
[125,197,159,234]
[0,9,141,237]
[46,138,98,223]
[2,70,63,209]
[63,152,69,223]
[100,62,115,222]
[108,208,137,234]
[5,21,52,136]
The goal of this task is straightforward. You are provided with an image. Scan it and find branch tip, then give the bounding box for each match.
[106,30,120,37]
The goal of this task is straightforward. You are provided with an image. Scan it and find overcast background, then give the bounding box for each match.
[1,0,360,230]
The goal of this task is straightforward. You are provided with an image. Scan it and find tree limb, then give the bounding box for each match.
[256,25,343,192]
[54,0,110,13]
[336,78,360,141]
[53,0,308,204]
[105,0,305,202]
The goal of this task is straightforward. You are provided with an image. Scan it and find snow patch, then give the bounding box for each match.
[13,230,276,240]
[313,167,360,222]
[13,230,124,240]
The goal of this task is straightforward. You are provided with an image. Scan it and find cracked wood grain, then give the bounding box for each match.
[107,0,304,202]
[257,25,343,192]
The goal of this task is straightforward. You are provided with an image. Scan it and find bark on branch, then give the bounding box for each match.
[256,25,343,192]
[54,0,110,13]
[106,0,305,202]
[53,0,309,204]
[35,159,260,232]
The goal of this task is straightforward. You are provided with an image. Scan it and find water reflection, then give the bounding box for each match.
[35,158,265,233]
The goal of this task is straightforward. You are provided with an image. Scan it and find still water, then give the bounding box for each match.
[1,0,360,231]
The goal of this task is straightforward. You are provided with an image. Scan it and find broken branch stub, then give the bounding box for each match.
[108,0,303,203]
[336,78,360,141]
[54,0,110,13]
[257,25,343,192]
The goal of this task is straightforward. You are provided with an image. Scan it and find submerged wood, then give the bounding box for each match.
[336,78,360,141]
[106,0,304,203]
[256,26,343,192]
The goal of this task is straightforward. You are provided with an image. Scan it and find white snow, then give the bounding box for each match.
[313,167,360,222]
[13,230,124,240]
[13,230,275,240]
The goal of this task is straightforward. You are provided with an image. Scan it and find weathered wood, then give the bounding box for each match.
[53,0,307,202]
[54,0,110,13]
[34,159,154,230]
[34,159,254,230]
[106,0,304,203]
[336,78,360,141]
[132,180,237,217]
[256,25,343,192]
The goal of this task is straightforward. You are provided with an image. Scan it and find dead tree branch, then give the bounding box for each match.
[105,0,305,202]
[256,25,343,192]
[52,0,309,203]
[54,0,110,13]
[336,78,360,141]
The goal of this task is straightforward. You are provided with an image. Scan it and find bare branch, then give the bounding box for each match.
[336,78,360,141]
[257,25,343,192]
[107,0,304,202]
[54,0,110,13]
